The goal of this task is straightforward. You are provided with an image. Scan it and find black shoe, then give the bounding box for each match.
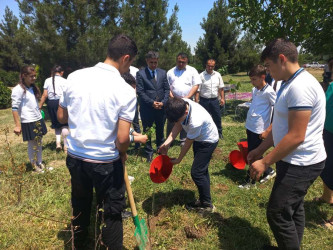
[219,134,223,140]
[121,210,132,219]
[185,200,216,213]
[73,226,89,249]
[146,154,153,163]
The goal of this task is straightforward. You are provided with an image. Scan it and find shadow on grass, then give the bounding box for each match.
[206,212,271,249]
[213,163,247,184]
[142,189,195,216]
[304,200,332,229]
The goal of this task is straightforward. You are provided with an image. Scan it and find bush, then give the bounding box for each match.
[0,81,12,109]
[0,69,19,87]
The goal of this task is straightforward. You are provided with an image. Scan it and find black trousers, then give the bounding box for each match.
[66,155,125,249]
[199,97,222,137]
[140,107,166,156]
[246,129,273,182]
[191,141,218,204]
[267,160,325,250]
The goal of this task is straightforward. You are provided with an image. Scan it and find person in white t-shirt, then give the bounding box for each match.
[39,65,69,152]
[238,65,276,189]
[11,65,48,173]
[159,97,219,213]
[248,39,326,249]
[166,53,201,146]
[57,34,138,249]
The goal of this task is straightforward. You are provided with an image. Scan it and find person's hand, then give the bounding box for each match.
[158,144,169,155]
[260,130,268,140]
[14,126,21,136]
[247,148,262,166]
[171,157,181,165]
[157,102,163,109]
[220,99,225,106]
[249,159,267,181]
[137,134,148,144]
[152,101,160,109]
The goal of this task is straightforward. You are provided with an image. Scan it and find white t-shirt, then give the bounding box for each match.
[272,70,326,165]
[198,70,224,99]
[43,75,67,100]
[246,84,276,134]
[167,65,201,97]
[181,98,219,143]
[11,85,42,123]
[129,66,139,80]
[59,62,137,162]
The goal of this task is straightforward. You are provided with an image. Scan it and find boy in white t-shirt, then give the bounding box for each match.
[159,97,219,213]
[239,65,276,189]
[248,39,326,249]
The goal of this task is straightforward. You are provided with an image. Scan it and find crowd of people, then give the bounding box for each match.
[10,35,332,249]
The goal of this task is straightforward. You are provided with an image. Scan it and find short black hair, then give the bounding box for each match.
[165,97,187,123]
[107,34,138,61]
[121,72,136,87]
[177,52,188,59]
[249,65,266,77]
[146,51,159,59]
[261,38,298,63]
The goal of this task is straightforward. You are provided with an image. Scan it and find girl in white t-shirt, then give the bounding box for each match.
[11,65,48,172]
[39,65,69,152]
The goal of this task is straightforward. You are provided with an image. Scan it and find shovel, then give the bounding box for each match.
[124,166,150,250]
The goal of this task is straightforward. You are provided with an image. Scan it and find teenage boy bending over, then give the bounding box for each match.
[159,97,219,213]
[239,65,276,189]
[249,39,326,249]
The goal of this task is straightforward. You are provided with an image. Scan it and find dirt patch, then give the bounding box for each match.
[148,208,172,233]
[213,183,229,194]
[184,225,207,239]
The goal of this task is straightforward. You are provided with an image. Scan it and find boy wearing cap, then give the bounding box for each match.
[238,65,277,189]
[159,97,219,213]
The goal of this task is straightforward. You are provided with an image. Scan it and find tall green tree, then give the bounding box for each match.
[120,0,190,69]
[195,0,240,73]
[229,0,333,55]
[237,32,261,72]
[0,7,32,71]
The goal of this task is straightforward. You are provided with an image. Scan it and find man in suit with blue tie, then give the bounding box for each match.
[136,51,170,162]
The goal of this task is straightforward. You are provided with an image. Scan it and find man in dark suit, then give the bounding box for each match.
[136,51,170,162]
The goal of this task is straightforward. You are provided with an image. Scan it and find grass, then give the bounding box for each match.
[0,69,332,249]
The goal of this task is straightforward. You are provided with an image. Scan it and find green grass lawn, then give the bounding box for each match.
[0,70,331,249]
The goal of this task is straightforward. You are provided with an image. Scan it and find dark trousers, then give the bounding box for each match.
[167,120,187,143]
[191,141,218,204]
[246,129,273,182]
[140,108,166,156]
[199,97,222,137]
[132,103,141,149]
[66,155,125,249]
[267,160,325,249]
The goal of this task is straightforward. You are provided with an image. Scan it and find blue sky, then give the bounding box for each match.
[0,0,216,52]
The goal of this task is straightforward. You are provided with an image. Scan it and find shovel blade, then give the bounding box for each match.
[134,218,149,250]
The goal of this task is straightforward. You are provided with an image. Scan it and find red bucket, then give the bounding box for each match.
[149,155,173,183]
[237,141,248,164]
[229,150,246,170]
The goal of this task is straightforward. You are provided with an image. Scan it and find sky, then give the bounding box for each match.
[0,0,216,52]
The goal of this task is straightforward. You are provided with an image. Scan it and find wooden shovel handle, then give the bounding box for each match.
[124,166,138,217]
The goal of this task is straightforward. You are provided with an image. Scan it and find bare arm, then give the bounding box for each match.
[250,110,311,180]
[57,105,68,124]
[195,91,200,102]
[39,89,48,109]
[260,124,272,140]
[185,85,199,99]
[12,111,21,135]
[158,122,183,155]
[219,88,225,106]
[116,119,132,154]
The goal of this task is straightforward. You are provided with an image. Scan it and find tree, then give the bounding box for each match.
[0,7,32,71]
[237,32,261,72]
[229,0,333,55]
[195,0,240,73]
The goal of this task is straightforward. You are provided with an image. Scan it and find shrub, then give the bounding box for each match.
[0,81,12,109]
[0,69,19,87]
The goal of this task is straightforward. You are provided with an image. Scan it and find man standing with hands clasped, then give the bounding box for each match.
[248,39,326,250]
[195,59,225,139]
[136,51,170,162]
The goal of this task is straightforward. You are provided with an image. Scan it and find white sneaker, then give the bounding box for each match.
[259,170,276,184]
[238,182,256,189]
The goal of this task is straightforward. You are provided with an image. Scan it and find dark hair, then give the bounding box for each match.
[51,65,63,97]
[261,38,298,63]
[249,65,266,77]
[121,72,136,87]
[19,65,41,100]
[177,52,188,59]
[107,34,138,61]
[165,97,187,123]
[146,51,159,59]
